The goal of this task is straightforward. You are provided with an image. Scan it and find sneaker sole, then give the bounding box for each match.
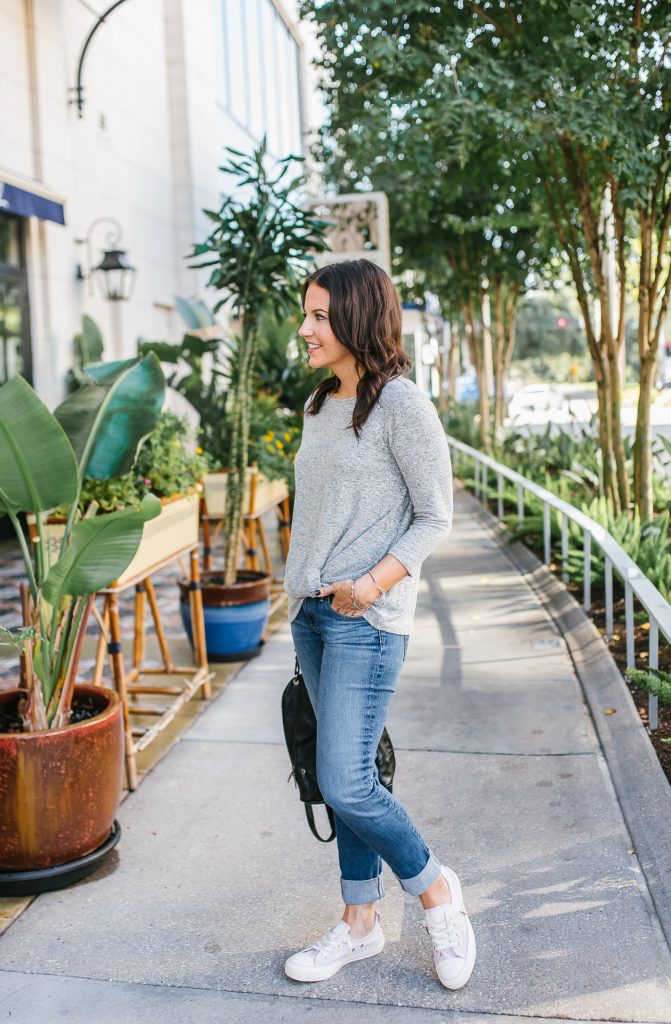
[284,934,385,983]
[436,865,477,991]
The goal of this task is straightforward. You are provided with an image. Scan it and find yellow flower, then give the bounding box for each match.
[276,439,284,450]
[196,446,203,455]
[283,432,291,442]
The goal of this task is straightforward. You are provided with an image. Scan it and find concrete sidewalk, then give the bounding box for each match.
[1,488,671,1023]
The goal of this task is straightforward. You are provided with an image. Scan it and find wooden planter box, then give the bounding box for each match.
[202,468,288,518]
[114,492,200,586]
[28,492,201,588]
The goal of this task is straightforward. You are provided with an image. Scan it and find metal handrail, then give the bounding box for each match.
[447,435,669,731]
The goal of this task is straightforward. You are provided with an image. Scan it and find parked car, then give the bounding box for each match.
[508,383,567,416]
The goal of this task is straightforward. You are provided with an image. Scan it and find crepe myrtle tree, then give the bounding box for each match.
[189,138,330,585]
[300,26,550,445]
[302,0,671,516]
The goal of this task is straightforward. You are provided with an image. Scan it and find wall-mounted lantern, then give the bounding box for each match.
[75,217,136,302]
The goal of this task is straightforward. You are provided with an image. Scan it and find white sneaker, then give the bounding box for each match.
[424,865,476,990]
[284,912,385,982]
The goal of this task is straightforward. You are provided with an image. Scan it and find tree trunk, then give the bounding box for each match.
[448,322,459,402]
[463,298,490,448]
[492,279,519,437]
[634,352,657,521]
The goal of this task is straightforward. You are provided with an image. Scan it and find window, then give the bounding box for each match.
[0,213,32,385]
[222,0,249,126]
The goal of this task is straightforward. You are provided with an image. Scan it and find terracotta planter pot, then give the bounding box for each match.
[0,684,124,872]
[182,569,272,607]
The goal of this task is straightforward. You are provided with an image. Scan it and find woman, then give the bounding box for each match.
[283,259,475,991]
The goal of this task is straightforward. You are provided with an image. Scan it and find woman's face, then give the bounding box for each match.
[299,283,356,376]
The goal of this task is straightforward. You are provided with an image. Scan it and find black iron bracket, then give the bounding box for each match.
[68,0,133,118]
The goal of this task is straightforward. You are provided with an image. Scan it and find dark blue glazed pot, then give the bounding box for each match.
[179,571,272,662]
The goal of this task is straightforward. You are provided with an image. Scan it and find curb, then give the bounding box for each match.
[466,490,671,949]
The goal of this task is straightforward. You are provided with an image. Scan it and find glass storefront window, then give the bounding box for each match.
[0,216,21,267]
[0,213,31,385]
[0,279,25,381]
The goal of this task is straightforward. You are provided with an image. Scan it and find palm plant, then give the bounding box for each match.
[189,138,329,584]
[0,355,165,731]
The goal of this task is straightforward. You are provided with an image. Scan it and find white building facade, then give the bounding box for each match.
[0,0,310,407]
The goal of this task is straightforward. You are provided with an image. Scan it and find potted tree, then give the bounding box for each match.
[0,355,165,896]
[178,138,329,660]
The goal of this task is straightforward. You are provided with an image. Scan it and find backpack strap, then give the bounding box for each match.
[305,803,336,843]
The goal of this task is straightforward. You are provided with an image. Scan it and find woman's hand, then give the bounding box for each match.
[318,577,379,616]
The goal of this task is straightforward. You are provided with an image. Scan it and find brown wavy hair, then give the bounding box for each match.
[302,259,411,438]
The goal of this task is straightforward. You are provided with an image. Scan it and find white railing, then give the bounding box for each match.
[448,435,671,731]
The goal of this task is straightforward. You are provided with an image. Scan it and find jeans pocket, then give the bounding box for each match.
[327,594,364,619]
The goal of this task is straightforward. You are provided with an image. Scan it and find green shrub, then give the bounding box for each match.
[77,411,208,512]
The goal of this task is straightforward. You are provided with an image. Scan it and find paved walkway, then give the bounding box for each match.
[1,489,671,1023]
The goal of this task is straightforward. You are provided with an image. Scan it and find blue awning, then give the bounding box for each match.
[0,181,65,226]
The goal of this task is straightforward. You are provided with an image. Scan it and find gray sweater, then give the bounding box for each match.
[284,375,453,635]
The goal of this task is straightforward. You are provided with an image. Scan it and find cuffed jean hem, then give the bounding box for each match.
[341,873,385,905]
[398,849,442,897]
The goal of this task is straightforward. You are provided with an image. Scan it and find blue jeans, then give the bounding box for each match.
[290,596,441,905]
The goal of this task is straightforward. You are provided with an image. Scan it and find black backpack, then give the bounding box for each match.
[281,657,396,842]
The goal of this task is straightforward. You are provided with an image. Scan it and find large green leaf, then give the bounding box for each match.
[54,353,166,479]
[42,494,162,603]
[0,375,78,514]
[80,315,104,364]
[175,296,218,330]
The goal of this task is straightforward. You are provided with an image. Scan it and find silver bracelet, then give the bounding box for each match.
[366,568,385,599]
[351,579,369,612]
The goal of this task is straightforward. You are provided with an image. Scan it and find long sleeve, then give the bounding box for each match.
[386,390,453,577]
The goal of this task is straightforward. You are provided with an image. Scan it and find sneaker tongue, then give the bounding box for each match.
[425,903,454,924]
[330,921,350,938]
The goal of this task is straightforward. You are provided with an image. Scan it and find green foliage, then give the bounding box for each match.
[42,495,161,606]
[304,0,671,509]
[0,375,79,515]
[511,354,593,384]
[55,354,166,480]
[134,412,208,500]
[468,419,671,596]
[301,1,555,326]
[190,138,330,321]
[0,370,164,730]
[0,623,43,653]
[139,297,229,469]
[254,413,302,493]
[141,300,314,483]
[515,296,586,360]
[440,403,481,449]
[68,315,105,391]
[626,668,671,707]
[78,412,209,512]
[189,138,329,583]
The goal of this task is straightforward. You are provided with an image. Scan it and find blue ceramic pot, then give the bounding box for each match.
[180,596,270,662]
[178,571,272,662]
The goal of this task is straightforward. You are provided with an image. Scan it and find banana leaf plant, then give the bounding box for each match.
[0,354,166,732]
[189,137,330,583]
